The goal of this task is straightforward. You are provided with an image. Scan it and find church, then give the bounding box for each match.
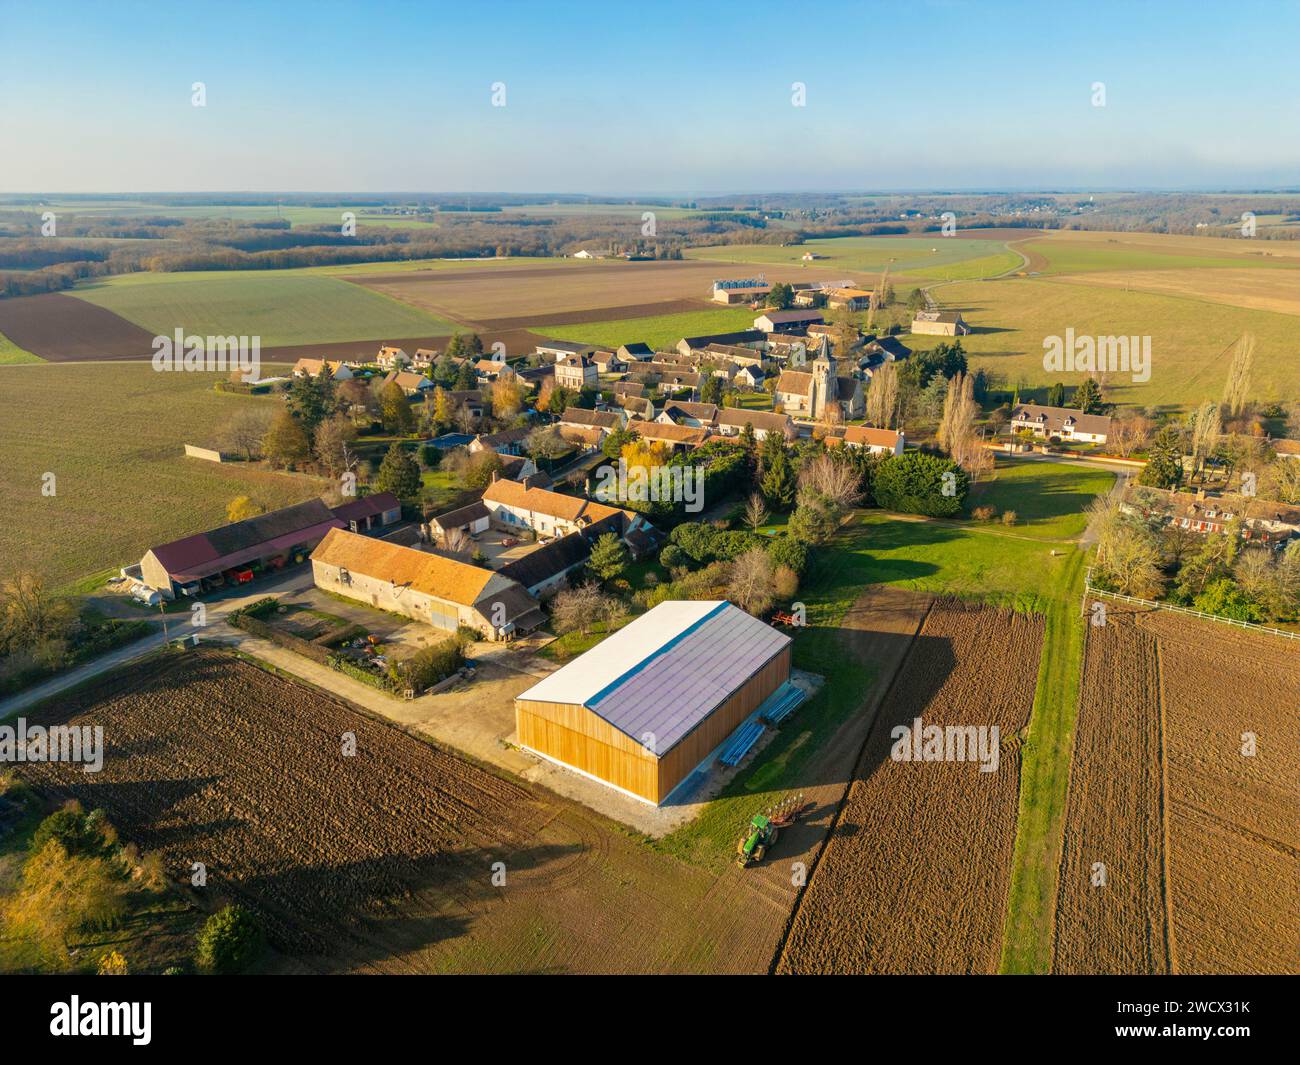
[774,340,865,421]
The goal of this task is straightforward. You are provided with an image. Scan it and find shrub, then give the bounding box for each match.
[972,505,997,522]
[1001,510,1017,525]
[873,451,969,517]
[766,534,808,574]
[31,807,92,856]
[659,544,688,570]
[393,636,466,692]
[195,906,264,974]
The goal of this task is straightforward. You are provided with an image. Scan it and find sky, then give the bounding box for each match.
[3,0,1299,195]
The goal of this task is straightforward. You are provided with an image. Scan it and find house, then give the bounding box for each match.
[613,380,647,399]
[291,358,354,380]
[411,348,439,370]
[1010,403,1111,444]
[1121,486,1300,550]
[495,529,595,598]
[734,365,766,390]
[441,389,486,418]
[497,454,542,482]
[911,310,970,336]
[863,335,911,362]
[559,407,622,437]
[428,500,491,542]
[474,358,508,383]
[712,284,771,305]
[383,371,434,396]
[310,528,543,641]
[592,349,626,374]
[469,427,530,456]
[775,351,864,421]
[481,477,644,541]
[714,408,796,443]
[754,310,825,333]
[655,370,701,397]
[554,351,599,391]
[658,401,718,428]
[675,331,766,358]
[840,425,905,455]
[824,287,875,311]
[573,249,597,259]
[514,600,793,804]
[633,420,710,452]
[557,424,606,451]
[615,394,656,421]
[139,499,343,599]
[536,340,596,362]
[617,342,654,362]
[330,491,403,533]
[376,346,410,369]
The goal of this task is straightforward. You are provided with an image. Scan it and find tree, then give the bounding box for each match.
[700,374,724,406]
[526,425,571,465]
[1108,411,1153,458]
[586,533,628,584]
[1074,376,1104,414]
[865,362,899,429]
[0,572,75,665]
[787,497,840,544]
[550,583,626,636]
[313,413,358,479]
[872,451,969,517]
[226,496,262,523]
[767,533,808,574]
[1138,427,1184,489]
[766,282,794,310]
[1221,331,1255,417]
[744,492,769,531]
[3,840,126,966]
[1188,401,1221,480]
[601,426,638,460]
[462,449,503,489]
[431,386,454,429]
[728,547,777,616]
[491,372,526,420]
[379,382,414,435]
[220,406,275,461]
[797,452,862,510]
[262,410,310,470]
[374,442,422,503]
[1193,578,1264,623]
[760,446,796,510]
[195,906,264,974]
[1046,382,1066,409]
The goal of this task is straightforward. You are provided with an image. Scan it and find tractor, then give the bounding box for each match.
[735,793,809,866]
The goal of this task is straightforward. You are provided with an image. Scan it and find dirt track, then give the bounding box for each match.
[777,600,1044,974]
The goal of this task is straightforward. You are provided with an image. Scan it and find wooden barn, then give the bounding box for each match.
[515,601,792,805]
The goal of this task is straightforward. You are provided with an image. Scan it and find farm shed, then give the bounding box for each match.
[310,528,544,640]
[331,491,402,533]
[515,601,792,804]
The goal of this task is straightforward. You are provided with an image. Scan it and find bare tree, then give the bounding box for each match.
[220,406,276,461]
[1221,331,1255,417]
[1108,411,1153,458]
[728,547,777,616]
[865,362,899,429]
[1188,401,1221,481]
[550,583,626,636]
[442,527,471,555]
[797,452,862,509]
[744,492,770,532]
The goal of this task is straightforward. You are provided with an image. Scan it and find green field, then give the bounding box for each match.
[70,270,460,347]
[686,235,1022,280]
[538,306,758,350]
[965,460,1115,539]
[0,363,327,591]
[1031,239,1300,275]
[0,330,41,365]
[917,276,1300,407]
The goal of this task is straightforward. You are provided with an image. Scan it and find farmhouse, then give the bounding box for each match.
[481,477,643,540]
[658,401,718,428]
[617,342,654,362]
[384,370,433,396]
[140,499,343,599]
[559,407,622,436]
[824,287,874,311]
[1010,403,1112,444]
[775,352,864,420]
[755,310,825,333]
[592,349,626,374]
[515,600,793,804]
[291,358,354,380]
[554,351,599,391]
[310,528,543,640]
[911,310,970,336]
[633,420,711,452]
[331,491,403,533]
[714,408,797,442]
[840,425,905,455]
[496,529,596,598]
[1121,486,1300,549]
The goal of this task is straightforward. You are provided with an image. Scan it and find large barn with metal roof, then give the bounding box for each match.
[515,601,792,805]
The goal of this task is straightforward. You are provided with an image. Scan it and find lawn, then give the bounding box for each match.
[539,307,758,350]
[964,459,1114,540]
[69,270,460,348]
[0,363,328,592]
[686,235,1021,280]
[0,329,41,365]
[921,276,1300,409]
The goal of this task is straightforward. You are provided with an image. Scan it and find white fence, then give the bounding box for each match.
[1083,569,1300,642]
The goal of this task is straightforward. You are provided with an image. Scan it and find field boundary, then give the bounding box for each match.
[1083,569,1300,641]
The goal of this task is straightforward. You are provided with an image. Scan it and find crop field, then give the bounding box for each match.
[923,276,1300,407]
[1062,266,1300,317]
[349,259,816,325]
[0,328,40,365]
[1052,605,1299,975]
[538,307,759,350]
[70,271,458,349]
[777,600,1045,974]
[18,650,792,974]
[1029,238,1300,275]
[687,235,1021,280]
[0,292,160,361]
[0,363,324,591]
[1053,615,1169,973]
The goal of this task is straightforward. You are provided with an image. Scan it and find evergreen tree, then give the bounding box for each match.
[1138,426,1184,489]
[1074,376,1104,414]
[1047,381,1066,408]
[374,442,422,503]
[761,447,796,510]
[586,533,629,584]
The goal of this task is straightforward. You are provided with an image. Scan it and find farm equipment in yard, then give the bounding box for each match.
[735,793,810,866]
[770,610,797,627]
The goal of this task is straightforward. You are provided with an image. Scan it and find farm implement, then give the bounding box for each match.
[736,793,810,866]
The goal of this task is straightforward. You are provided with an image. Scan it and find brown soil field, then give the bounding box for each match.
[1135,609,1300,975]
[1066,267,1300,317]
[1053,611,1169,974]
[0,292,156,361]
[776,600,1044,974]
[19,649,790,974]
[350,259,840,325]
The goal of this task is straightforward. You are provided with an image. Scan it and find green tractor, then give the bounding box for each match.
[735,793,809,867]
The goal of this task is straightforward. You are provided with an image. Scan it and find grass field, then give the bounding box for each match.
[966,460,1115,540]
[0,329,41,365]
[1029,239,1300,275]
[1062,266,1300,318]
[922,276,1300,407]
[69,270,459,348]
[686,235,1021,280]
[0,363,327,591]
[538,307,758,350]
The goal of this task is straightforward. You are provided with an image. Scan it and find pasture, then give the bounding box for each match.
[0,329,39,365]
[0,363,326,592]
[686,235,1022,280]
[70,270,459,348]
[537,307,758,350]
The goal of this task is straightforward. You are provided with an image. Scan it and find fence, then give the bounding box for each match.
[1083,568,1300,642]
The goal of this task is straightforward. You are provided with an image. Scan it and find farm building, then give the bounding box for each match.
[310,528,544,640]
[515,601,793,804]
[754,310,825,333]
[140,499,343,598]
[617,342,654,362]
[911,310,970,336]
[331,491,402,534]
[839,425,905,455]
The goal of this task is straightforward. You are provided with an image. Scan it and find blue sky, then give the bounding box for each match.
[3,0,1298,194]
